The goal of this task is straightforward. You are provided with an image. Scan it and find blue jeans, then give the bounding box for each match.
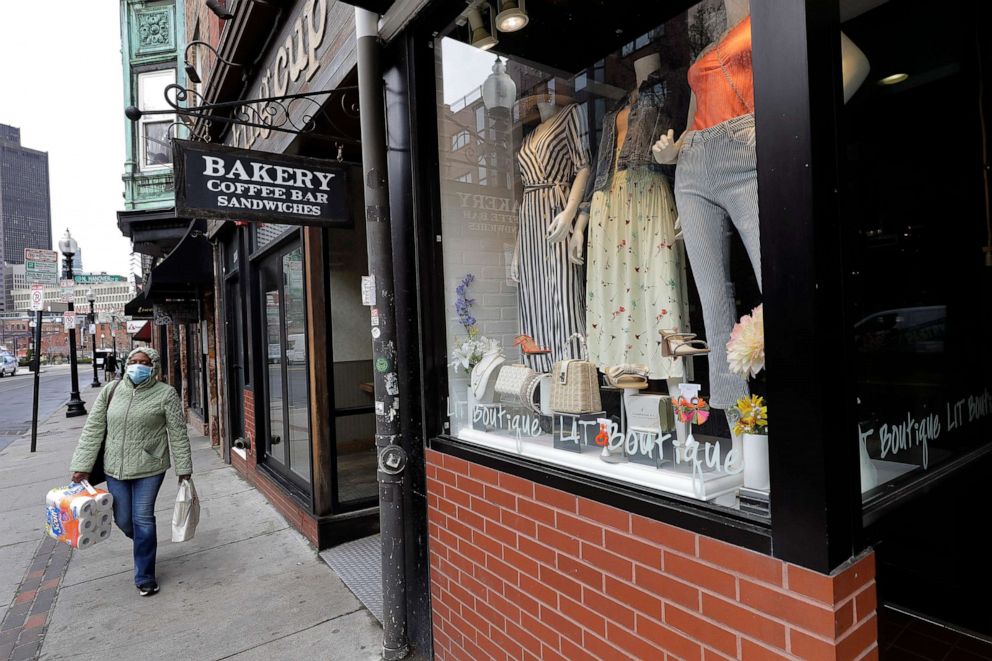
[106,473,166,586]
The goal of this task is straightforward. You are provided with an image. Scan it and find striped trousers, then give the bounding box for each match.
[674,113,762,410]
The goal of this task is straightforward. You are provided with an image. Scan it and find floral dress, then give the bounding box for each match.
[585,133,688,379]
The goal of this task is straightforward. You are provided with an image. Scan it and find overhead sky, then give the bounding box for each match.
[0,2,131,276]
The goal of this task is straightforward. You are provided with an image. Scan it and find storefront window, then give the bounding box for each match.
[328,221,378,506]
[260,242,311,486]
[841,0,992,502]
[435,1,772,510]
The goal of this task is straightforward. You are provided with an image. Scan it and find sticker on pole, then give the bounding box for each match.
[30,284,44,311]
[361,275,376,306]
[63,311,76,330]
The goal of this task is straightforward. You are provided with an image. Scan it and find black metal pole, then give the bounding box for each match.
[65,256,86,417]
[356,8,409,660]
[30,310,42,452]
[89,301,100,387]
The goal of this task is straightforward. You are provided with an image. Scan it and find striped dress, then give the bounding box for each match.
[516,104,590,373]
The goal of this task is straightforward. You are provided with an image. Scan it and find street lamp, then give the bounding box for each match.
[87,289,100,388]
[58,229,86,417]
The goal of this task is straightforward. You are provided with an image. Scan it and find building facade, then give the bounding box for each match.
[130,0,992,658]
[115,0,219,440]
[10,274,134,314]
[0,125,52,314]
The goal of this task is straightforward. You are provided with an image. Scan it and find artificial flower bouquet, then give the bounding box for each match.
[727,304,768,432]
[732,394,768,436]
[449,273,498,372]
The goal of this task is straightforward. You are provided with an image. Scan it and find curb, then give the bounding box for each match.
[0,536,72,660]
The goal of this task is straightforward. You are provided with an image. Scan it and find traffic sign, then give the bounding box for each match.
[63,311,76,330]
[29,285,44,311]
[25,248,59,285]
[60,278,75,303]
[24,248,58,263]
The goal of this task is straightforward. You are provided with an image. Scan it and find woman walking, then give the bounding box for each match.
[69,347,192,596]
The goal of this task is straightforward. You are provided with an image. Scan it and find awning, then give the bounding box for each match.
[144,219,213,302]
[124,290,153,318]
[133,322,152,343]
[117,207,190,259]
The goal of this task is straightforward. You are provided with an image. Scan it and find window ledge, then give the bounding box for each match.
[428,435,772,555]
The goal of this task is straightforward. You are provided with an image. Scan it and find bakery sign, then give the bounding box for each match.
[173,139,349,226]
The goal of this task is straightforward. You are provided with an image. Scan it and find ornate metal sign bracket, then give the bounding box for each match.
[125,83,360,144]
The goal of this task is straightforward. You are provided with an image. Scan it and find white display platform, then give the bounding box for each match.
[457,427,744,502]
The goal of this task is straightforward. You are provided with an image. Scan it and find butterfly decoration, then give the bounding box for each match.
[675,397,710,425]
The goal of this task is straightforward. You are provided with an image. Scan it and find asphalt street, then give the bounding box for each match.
[0,365,93,451]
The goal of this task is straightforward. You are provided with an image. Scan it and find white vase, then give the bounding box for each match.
[859,437,878,493]
[743,433,770,491]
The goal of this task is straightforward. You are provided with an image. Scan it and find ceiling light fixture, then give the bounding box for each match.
[495,0,528,32]
[879,72,908,86]
[466,4,497,51]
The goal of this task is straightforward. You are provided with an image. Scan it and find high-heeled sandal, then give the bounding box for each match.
[514,334,551,355]
[660,329,710,358]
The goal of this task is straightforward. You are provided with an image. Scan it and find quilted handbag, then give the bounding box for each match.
[551,333,602,414]
[494,364,541,413]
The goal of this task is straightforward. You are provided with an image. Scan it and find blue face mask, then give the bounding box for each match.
[127,363,153,385]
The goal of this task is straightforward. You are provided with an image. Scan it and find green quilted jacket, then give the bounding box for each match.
[70,348,192,480]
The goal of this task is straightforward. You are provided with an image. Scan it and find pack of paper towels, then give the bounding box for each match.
[45,482,114,549]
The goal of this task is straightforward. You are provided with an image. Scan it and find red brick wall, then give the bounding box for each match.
[244,388,256,459]
[231,388,318,546]
[426,449,878,661]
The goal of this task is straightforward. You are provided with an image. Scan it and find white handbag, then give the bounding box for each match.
[494,364,542,413]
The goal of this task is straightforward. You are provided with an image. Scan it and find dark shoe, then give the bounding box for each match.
[137,582,159,597]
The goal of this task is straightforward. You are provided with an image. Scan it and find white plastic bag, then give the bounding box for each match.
[171,478,200,542]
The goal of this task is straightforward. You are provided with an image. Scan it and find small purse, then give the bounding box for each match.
[494,364,541,413]
[551,333,602,414]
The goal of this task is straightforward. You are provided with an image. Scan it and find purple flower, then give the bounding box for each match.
[454,273,478,334]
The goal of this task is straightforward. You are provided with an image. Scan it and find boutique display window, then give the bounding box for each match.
[433,0,791,511]
[838,0,992,507]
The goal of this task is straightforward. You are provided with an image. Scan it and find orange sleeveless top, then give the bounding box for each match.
[687,16,754,130]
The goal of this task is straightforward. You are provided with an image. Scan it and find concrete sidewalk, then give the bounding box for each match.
[0,386,381,661]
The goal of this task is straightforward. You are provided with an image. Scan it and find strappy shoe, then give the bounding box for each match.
[660,329,710,358]
[513,335,551,355]
[604,364,649,389]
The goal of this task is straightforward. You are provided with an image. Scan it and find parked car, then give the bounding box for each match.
[0,352,17,377]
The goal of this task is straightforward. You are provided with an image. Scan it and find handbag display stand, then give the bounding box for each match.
[621,389,677,469]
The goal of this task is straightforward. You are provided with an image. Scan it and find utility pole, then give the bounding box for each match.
[356,8,409,660]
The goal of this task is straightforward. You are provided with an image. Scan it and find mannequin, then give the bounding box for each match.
[510,88,592,372]
[650,0,869,435]
[566,54,663,260]
[510,96,592,282]
[572,53,691,448]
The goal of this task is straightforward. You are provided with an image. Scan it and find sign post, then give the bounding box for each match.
[24,248,59,286]
[30,310,42,453]
[25,248,58,453]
